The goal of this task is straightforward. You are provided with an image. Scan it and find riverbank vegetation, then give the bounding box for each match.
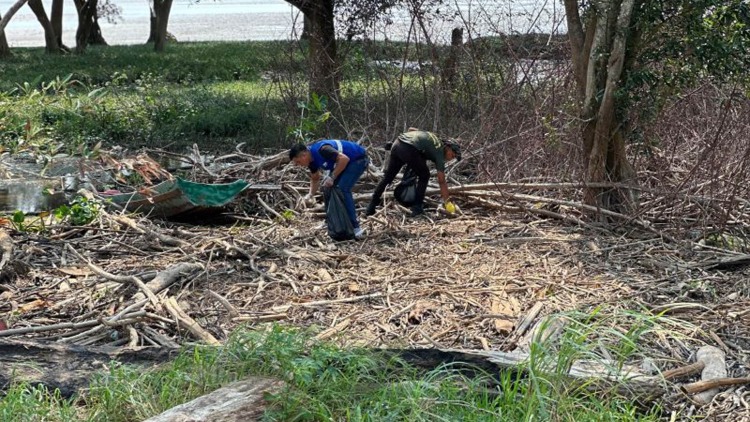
[0,36,571,154]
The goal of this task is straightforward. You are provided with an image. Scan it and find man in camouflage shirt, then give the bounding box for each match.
[366,129,461,217]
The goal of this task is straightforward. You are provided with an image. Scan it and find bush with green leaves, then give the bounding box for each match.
[54,196,101,226]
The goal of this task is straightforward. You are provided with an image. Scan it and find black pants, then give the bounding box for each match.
[369,140,430,209]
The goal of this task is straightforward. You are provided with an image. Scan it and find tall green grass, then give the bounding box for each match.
[0,317,668,422]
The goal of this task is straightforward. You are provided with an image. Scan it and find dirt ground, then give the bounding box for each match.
[1,150,750,419]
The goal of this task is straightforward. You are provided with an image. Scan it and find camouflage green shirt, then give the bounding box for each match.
[398,130,446,171]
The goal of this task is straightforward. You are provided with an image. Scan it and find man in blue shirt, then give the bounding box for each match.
[289,140,369,238]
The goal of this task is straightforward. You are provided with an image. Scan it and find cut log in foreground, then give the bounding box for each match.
[0,338,179,397]
[143,377,284,422]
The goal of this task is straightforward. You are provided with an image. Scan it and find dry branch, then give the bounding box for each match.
[662,361,706,381]
[132,262,204,301]
[65,244,162,309]
[163,297,221,346]
[682,377,750,395]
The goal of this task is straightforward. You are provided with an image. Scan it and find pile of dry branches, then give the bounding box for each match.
[0,144,749,417]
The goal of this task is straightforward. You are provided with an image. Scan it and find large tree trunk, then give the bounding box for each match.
[283,0,339,100]
[50,0,69,51]
[153,0,173,52]
[27,0,61,54]
[74,0,97,53]
[442,27,463,92]
[301,13,311,40]
[565,0,638,216]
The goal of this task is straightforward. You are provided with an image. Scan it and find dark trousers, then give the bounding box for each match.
[369,140,430,209]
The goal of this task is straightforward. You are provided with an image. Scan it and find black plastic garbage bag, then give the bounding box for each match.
[394,166,419,207]
[324,186,355,241]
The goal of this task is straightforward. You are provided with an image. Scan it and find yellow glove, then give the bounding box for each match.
[445,201,456,214]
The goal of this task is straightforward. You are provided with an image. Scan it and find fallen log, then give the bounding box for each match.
[387,348,669,401]
[0,338,179,397]
[143,377,284,422]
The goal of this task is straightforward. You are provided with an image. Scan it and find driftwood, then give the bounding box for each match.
[0,338,178,397]
[662,361,706,381]
[682,377,750,395]
[143,377,284,422]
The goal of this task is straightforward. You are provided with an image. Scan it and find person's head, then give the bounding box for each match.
[444,139,462,162]
[289,143,312,167]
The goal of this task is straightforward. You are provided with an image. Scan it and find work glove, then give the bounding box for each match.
[444,201,457,215]
[297,193,316,209]
[322,176,334,188]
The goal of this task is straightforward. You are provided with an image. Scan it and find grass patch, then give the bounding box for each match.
[0,40,521,154]
[0,42,301,90]
[0,322,665,421]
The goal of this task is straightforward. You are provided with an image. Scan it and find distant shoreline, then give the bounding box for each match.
[1,0,301,48]
[2,0,564,48]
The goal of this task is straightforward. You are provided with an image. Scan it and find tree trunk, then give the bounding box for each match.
[143,378,284,422]
[301,13,311,40]
[50,0,67,50]
[0,0,31,34]
[88,13,107,45]
[565,0,638,215]
[304,0,338,100]
[147,4,157,43]
[154,0,174,52]
[283,0,339,100]
[74,0,97,53]
[0,13,9,58]
[442,27,463,91]
[27,0,61,54]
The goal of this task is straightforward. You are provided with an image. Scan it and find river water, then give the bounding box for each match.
[1,0,564,48]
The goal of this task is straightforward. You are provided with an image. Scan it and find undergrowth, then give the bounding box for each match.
[0,319,667,421]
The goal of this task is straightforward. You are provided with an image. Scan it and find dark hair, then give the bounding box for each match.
[445,140,462,161]
[288,143,308,161]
